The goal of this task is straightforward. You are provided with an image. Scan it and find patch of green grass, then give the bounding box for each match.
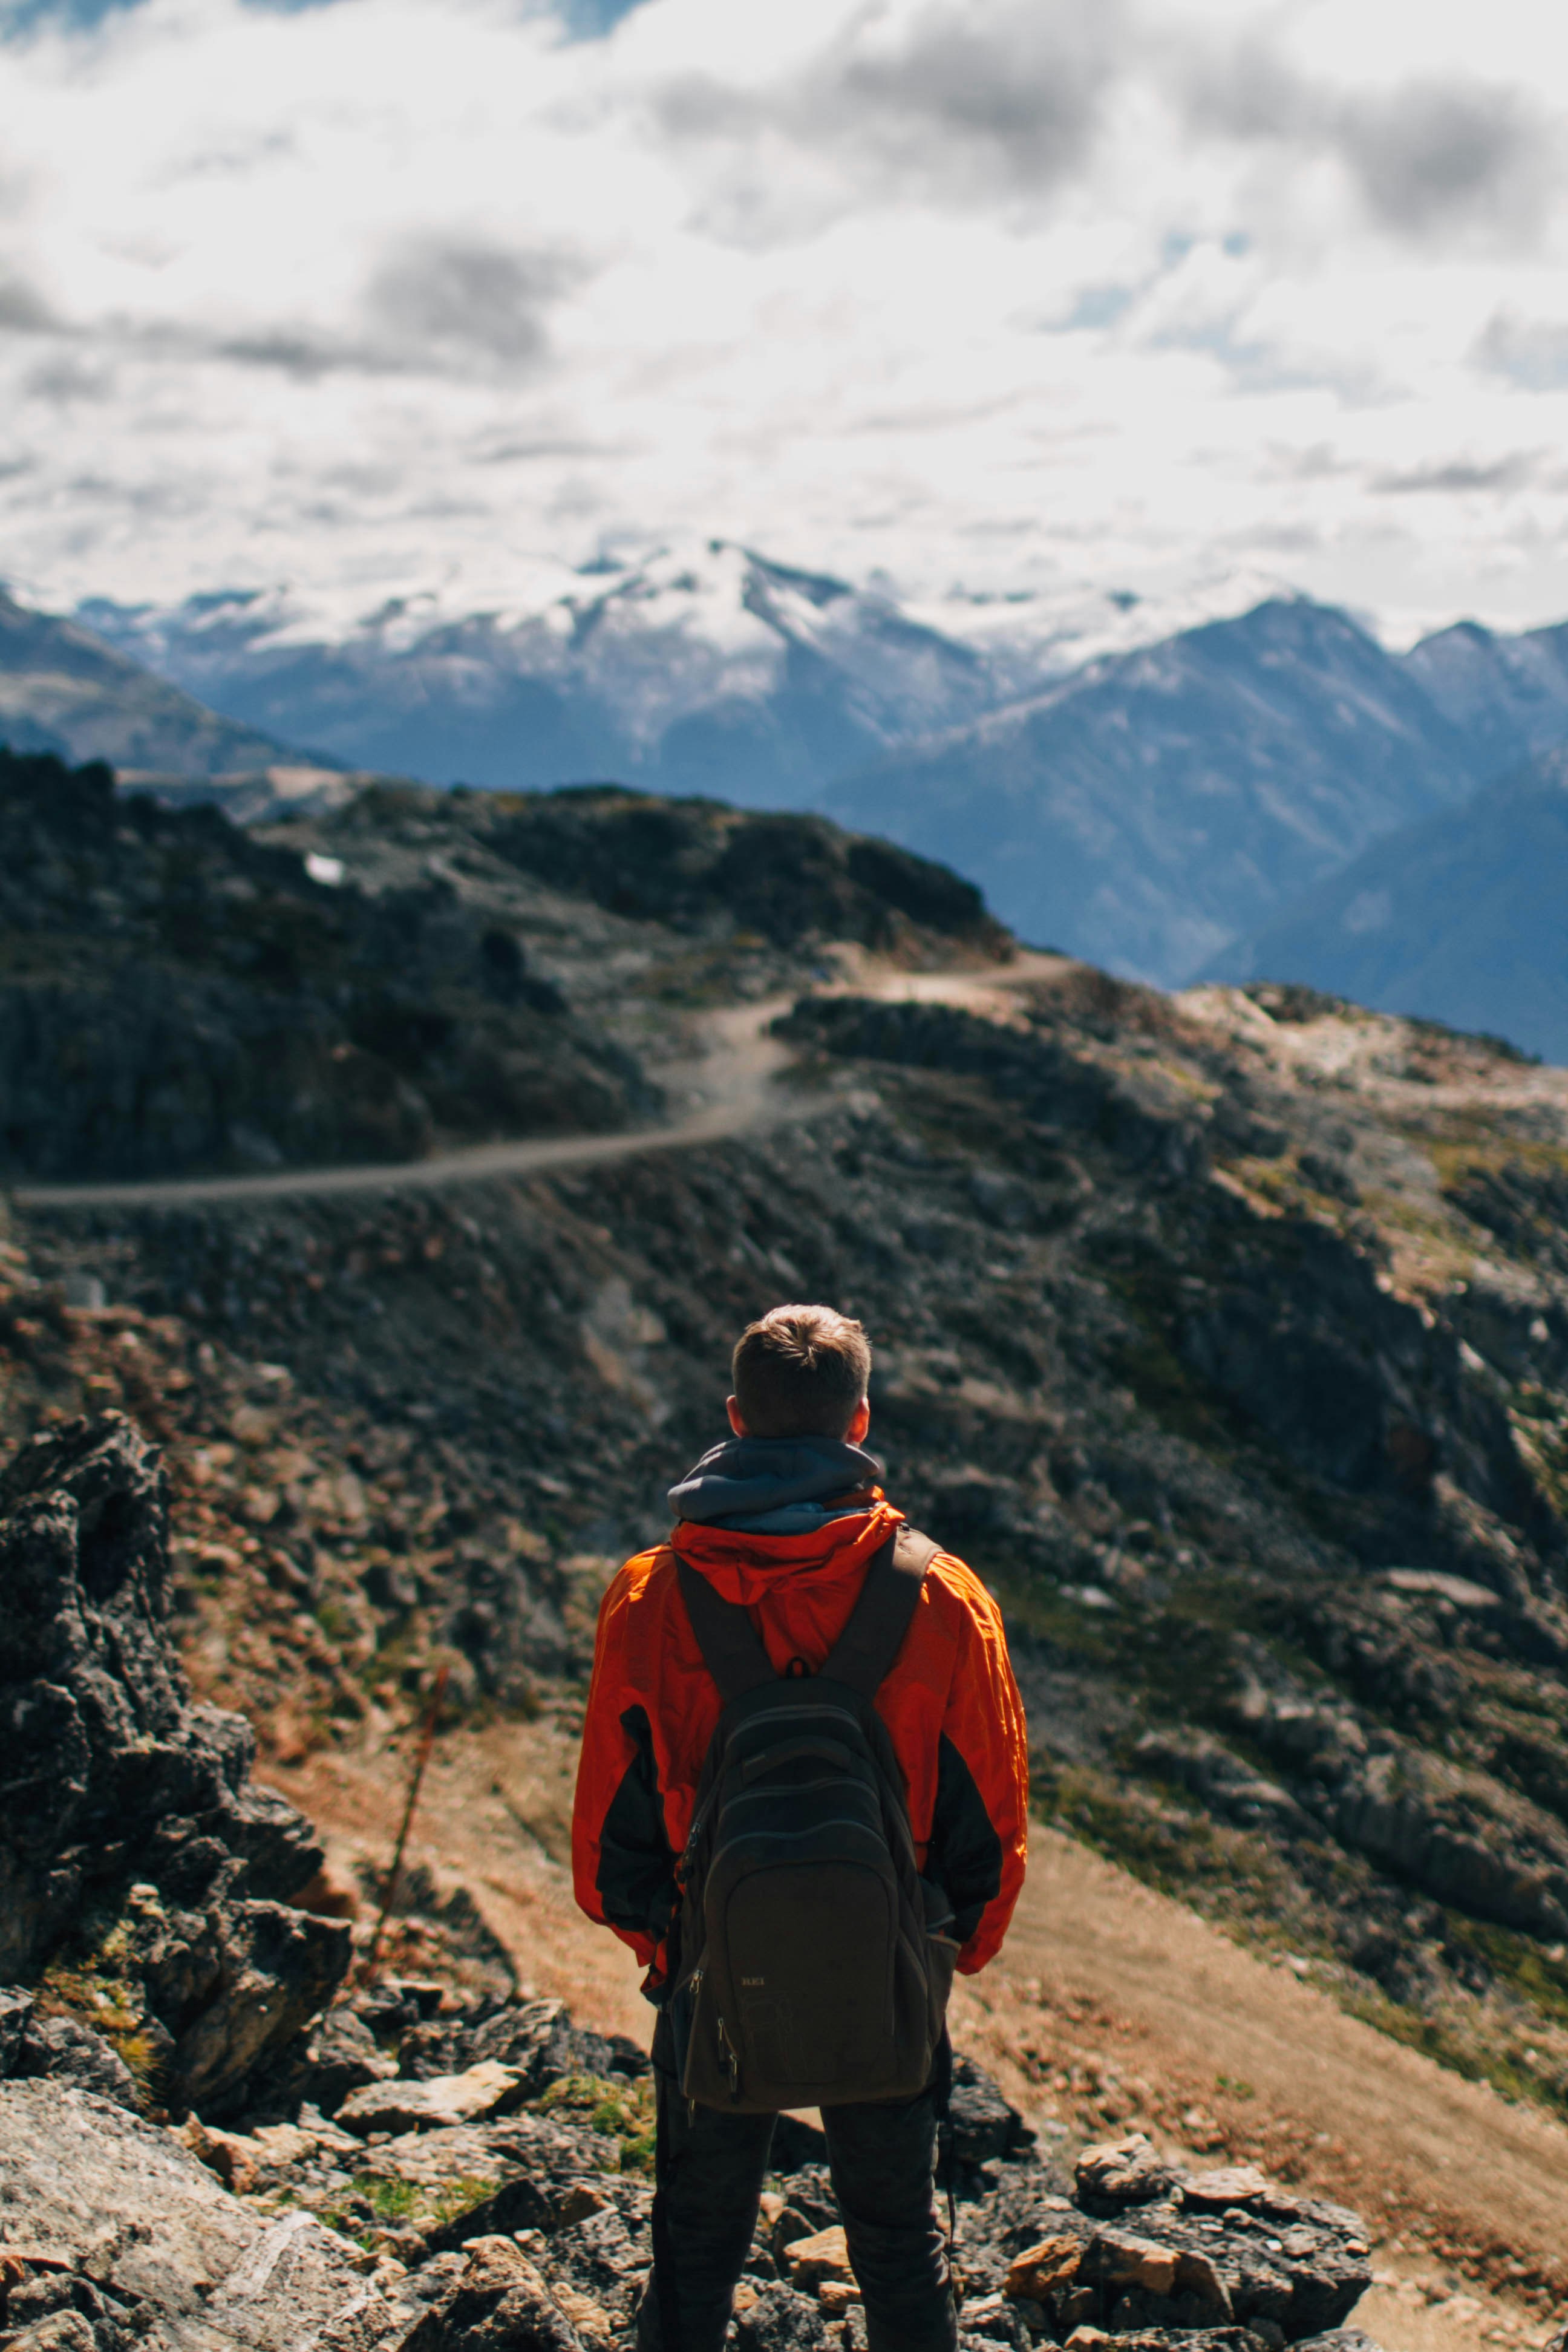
[36,1951,166,2109]
[1034,1764,1328,1961]
[1106,1324,1233,1448]
[316,2172,499,2249]
[982,1574,1117,1664]
[356,2174,419,2221]
[534,2070,657,2172]
[1336,1981,1561,2117]
[430,2177,500,2227]
[1442,1915,1568,2034]
[1037,1763,1226,1898]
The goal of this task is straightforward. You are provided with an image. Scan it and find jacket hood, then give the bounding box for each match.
[672,1497,904,1607]
[667,1433,886,1532]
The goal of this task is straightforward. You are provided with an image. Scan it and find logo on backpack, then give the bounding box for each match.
[668,1527,960,2114]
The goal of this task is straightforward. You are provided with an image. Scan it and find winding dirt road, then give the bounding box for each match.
[10,1000,805,1212]
[12,956,1067,1215]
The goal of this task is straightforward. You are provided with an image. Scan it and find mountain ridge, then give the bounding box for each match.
[0,587,306,778]
[828,597,1482,980]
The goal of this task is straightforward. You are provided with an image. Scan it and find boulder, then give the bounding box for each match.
[337,2063,523,2135]
[400,2236,581,2352]
[987,2153,1371,2344]
[0,2079,398,2352]
[733,2285,837,2350]
[781,2226,854,2292]
[1073,2134,1177,2209]
[948,2054,1031,2165]
[250,2003,395,2120]
[1004,2235,1082,2301]
[11,2015,138,2109]
[396,1998,634,2099]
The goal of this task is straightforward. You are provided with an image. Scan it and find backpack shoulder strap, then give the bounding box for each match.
[675,1555,776,1703]
[822,1524,939,1697]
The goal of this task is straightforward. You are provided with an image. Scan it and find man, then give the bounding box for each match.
[573,1304,1028,2352]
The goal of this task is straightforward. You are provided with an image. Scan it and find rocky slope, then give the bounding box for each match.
[1204,748,1568,1063]
[0,751,998,1183]
[0,592,294,780]
[0,1402,1390,2352]
[7,757,1568,2193]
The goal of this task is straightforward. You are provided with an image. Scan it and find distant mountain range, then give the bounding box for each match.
[4,546,1567,1042]
[76,543,1279,810]
[830,598,1485,980]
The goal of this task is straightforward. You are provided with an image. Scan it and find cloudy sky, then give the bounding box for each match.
[3,0,1568,639]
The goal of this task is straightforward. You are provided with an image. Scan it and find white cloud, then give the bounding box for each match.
[2,0,1568,636]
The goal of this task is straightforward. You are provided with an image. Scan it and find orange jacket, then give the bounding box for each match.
[571,1495,1028,1995]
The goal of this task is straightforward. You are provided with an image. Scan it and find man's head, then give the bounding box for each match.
[728,1303,872,1442]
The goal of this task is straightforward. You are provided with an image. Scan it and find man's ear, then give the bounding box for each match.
[846,1396,871,1445]
[727,1394,748,1437]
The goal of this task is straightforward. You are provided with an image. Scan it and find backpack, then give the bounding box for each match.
[668,1524,959,2113]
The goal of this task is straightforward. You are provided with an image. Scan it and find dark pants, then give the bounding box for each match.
[637,2052,957,2352]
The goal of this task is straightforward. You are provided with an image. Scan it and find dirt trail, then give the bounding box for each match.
[8,998,806,1212]
[273,1723,1564,2352]
[11,952,1067,1214]
[991,1831,1568,2255]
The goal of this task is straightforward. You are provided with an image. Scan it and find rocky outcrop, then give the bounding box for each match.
[981,2136,1371,2344]
[426,786,1012,961]
[0,1413,347,2114]
[0,748,655,1181]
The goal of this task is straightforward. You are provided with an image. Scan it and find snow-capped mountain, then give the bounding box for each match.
[75,541,1293,806]
[1402,616,1568,776]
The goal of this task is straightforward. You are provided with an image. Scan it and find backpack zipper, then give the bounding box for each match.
[717,2012,740,2094]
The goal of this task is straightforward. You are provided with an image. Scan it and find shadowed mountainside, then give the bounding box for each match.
[0,589,295,777]
[1205,746,1568,1064]
[829,601,1481,982]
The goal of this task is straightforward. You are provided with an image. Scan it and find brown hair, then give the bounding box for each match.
[731,1304,872,1439]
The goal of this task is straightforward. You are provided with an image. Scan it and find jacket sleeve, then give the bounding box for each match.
[927,1562,1029,1973]
[572,1567,678,1970]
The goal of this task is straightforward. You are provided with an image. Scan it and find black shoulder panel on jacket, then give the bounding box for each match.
[929,1731,1005,1944]
[596,1703,679,1942]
